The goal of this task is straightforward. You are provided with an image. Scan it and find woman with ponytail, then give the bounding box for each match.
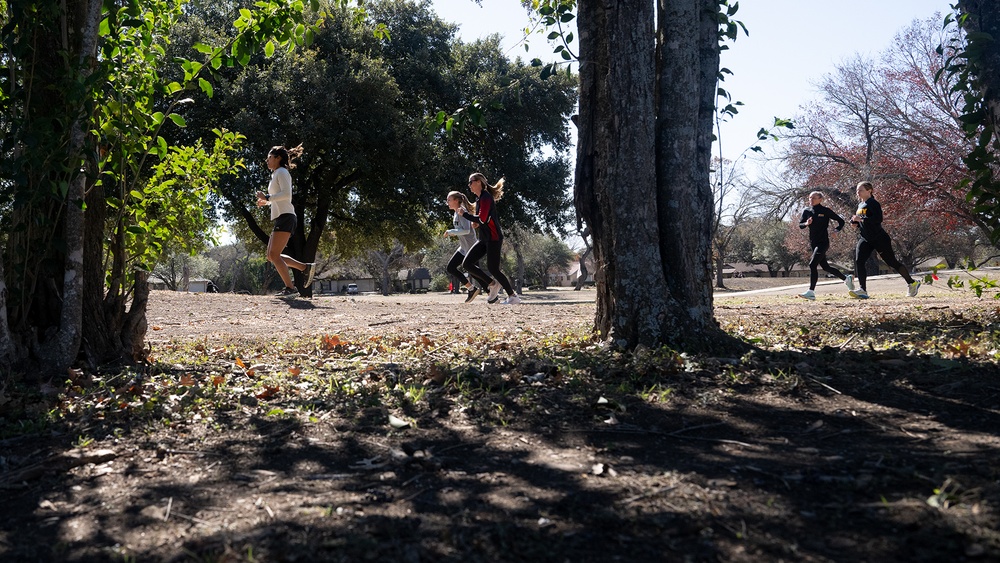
[255,144,313,297]
[461,172,520,305]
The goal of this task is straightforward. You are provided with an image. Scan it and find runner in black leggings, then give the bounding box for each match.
[849,181,921,299]
[797,191,854,300]
[461,172,520,305]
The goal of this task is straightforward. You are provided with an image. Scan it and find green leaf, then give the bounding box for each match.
[126,225,148,235]
[264,40,276,58]
[168,114,187,128]
[199,78,214,98]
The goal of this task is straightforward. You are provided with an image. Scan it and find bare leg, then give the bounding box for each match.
[280,253,310,271]
[267,231,295,288]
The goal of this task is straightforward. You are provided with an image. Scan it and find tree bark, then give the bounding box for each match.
[576,0,728,350]
[656,0,720,339]
[577,0,673,348]
[573,242,592,291]
[0,255,17,370]
[32,0,104,373]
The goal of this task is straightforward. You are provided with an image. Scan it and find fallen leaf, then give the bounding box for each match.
[212,375,226,387]
[235,357,246,369]
[180,374,196,386]
[152,326,162,331]
[289,367,301,376]
[256,385,280,400]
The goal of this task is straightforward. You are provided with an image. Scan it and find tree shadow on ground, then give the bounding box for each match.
[1,348,998,562]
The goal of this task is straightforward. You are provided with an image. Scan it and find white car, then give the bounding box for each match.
[347,283,358,295]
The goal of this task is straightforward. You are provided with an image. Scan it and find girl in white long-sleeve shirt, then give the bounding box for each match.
[255,145,313,297]
[444,191,491,303]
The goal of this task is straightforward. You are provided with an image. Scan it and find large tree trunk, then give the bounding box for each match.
[576,0,671,348]
[576,0,727,350]
[656,0,720,338]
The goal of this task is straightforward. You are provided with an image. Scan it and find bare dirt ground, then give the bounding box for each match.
[2,279,999,562]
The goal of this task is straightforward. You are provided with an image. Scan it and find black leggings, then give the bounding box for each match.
[462,240,515,296]
[446,248,471,287]
[855,236,913,290]
[808,243,845,290]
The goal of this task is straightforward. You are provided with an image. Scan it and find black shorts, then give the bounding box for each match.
[273,213,297,234]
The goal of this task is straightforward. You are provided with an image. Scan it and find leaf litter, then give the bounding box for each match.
[0,289,998,562]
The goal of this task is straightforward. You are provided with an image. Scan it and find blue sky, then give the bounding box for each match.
[430,0,951,161]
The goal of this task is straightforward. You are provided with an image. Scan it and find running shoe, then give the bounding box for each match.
[849,289,869,299]
[798,289,815,300]
[276,286,297,297]
[844,274,855,292]
[487,280,502,303]
[502,294,521,305]
[907,280,921,297]
[303,263,316,288]
[464,286,481,303]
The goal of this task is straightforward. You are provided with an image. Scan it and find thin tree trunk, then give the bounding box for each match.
[36,0,104,372]
[0,255,17,369]
[573,244,592,291]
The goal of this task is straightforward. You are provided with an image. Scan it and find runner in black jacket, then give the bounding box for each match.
[797,191,854,300]
[848,182,921,299]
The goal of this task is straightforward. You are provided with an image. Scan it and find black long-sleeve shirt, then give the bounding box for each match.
[799,204,845,247]
[851,196,888,242]
[461,190,504,242]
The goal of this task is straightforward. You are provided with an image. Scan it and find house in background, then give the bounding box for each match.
[397,268,431,293]
[147,276,214,292]
[548,256,596,287]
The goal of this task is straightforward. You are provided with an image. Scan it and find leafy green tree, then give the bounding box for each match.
[173,0,577,295]
[737,219,800,277]
[946,2,1000,241]
[0,0,319,375]
[519,232,574,288]
[153,250,220,291]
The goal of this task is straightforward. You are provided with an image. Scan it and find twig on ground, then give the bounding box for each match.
[619,486,677,505]
[806,376,843,395]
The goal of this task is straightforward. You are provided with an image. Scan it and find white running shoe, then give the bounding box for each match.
[304,263,316,288]
[907,280,921,297]
[487,280,502,303]
[798,289,815,301]
[849,289,869,299]
[844,274,855,292]
[502,294,521,305]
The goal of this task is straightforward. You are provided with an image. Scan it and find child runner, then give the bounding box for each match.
[461,173,521,305]
[444,191,491,303]
[848,181,921,299]
[797,191,854,300]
